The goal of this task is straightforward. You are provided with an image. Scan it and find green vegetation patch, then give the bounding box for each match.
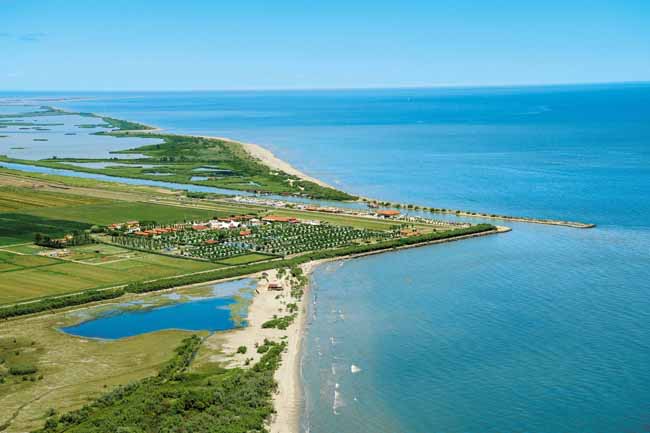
[0,245,221,305]
[75,123,110,129]
[21,201,219,226]
[215,253,277,265]
[35,336,286,433]
[0,213,91,246]
[0,336,43,385]
[0,186,104,212]
[262,314,296,330]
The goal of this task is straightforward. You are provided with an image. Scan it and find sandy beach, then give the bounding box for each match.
[206,135,336,190]
[200,267,314,433]
[108,114,335,191]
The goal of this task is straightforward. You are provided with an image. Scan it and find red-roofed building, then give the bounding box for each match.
[376,210,401,218]
[262,215,298,223]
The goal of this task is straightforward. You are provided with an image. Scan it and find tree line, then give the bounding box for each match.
[2,224,496,320]
[34,230,94,249]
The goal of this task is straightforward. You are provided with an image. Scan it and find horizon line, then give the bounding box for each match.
[1,80,649,94]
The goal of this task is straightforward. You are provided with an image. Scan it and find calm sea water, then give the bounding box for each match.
[5,84,650,432]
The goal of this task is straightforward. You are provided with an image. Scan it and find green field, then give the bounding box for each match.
[0,246,222,304]
[0,213,92,246]
[0,185,246,245]
[21,201,223,226]
[216,253,277,265]
[0,243,46,254]
[0,186,104,212]
[271,208,404,231]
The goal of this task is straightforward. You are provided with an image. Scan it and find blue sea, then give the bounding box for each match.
[4,83,649,432]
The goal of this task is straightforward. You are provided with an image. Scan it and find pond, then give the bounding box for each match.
[60,278,256,340]
[65,162,159,169]
[192,167,233,173]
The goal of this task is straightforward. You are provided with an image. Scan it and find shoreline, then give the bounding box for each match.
[3,104,595,227]
[195,268,309,433]
[272,226,509,432]
[201,226,507,433]
[106,119,337,191]
[212,136,337,190]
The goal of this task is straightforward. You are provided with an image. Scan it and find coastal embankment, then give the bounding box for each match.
[360,198,596,229]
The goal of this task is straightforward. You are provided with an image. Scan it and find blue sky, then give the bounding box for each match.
[2,0,649,90]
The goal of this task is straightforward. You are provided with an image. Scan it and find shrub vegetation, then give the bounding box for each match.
[34,336,287,433]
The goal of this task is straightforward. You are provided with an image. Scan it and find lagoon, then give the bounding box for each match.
[61,279,255,340]
[0,161,256,196]
[0,113,162,160]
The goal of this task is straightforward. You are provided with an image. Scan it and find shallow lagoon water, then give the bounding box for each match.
[0,161,372,209]
[0,161,255,196]
[61,278,255,340]
[65,162,158,169]
[0,113,162,160]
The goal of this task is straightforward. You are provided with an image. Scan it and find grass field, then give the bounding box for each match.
[0,311,196,433]
[271,208,405,231]
[0,186,104,212]
[0,243,47,254]
[215,253,277,266]
[0,184,253,245]
[0,245,223,304]
[21,201,224,226]
[0,213,92,246]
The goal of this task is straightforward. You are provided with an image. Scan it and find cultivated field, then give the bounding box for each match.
[20,201,223,226]
[0,186,103,212]
[0,184,255,245]
[0,213,92,246]
[0,245,222,304]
